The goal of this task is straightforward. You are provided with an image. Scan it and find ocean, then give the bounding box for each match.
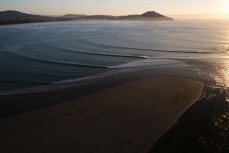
[0,20,229,94]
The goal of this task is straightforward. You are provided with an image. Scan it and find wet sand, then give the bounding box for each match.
[0,77,203,153]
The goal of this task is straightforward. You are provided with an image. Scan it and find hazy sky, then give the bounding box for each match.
[0,0,228,17]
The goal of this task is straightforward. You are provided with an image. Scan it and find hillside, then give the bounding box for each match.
[75,11,173,21]
[0,10,173,25]
[0,10,56,24]
[59,14,86,20]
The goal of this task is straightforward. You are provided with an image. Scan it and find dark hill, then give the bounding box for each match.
[0,10,173,25]
[141,11,166,17]
[0,10,56,24]
[59,14,86,20]
[75,11,173,21]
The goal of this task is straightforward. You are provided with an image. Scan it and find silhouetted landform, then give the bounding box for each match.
[0,10,173,25]
[0,10,56,25]
[58,14,86,20]
[74,11,173,21]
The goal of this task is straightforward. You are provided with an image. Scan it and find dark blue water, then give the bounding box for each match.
[0,20,229,93]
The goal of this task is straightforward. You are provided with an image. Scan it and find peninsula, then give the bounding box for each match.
[0,10,173,25]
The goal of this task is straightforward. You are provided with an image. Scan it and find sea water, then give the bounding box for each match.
[0,20,229,93]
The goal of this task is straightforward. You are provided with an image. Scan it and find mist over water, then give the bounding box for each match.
[0,20,229,92]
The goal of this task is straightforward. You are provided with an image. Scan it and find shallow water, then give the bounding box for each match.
[0,20,229,93]
[1,20,229,153]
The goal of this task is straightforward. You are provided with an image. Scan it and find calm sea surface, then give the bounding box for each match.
[0,20,229,93]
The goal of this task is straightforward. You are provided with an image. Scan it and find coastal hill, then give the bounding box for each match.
[0,10,56,24]
[74,11,173,21]
[0,10,173,25]
[142,11,169,18]
[59,14,86,20]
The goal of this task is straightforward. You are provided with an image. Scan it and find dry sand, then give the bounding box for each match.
[0,77,203,153]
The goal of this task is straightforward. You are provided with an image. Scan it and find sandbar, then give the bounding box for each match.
[0,77,203,153]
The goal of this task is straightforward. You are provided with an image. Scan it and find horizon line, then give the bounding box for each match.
[1,9,229,19]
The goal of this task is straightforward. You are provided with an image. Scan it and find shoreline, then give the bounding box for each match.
[0,76,203,153]
[0,65,204,118]
[0,18,228,153]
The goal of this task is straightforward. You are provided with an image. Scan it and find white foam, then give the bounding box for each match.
[0,58,187,96]
[108,58,182,68]
[0,68,136,96]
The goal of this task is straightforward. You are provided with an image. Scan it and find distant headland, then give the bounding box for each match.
[0,10,173,25]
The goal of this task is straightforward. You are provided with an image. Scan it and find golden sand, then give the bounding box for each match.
[0,77,203,153]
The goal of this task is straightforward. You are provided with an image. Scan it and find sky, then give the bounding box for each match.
[0,0,229,18]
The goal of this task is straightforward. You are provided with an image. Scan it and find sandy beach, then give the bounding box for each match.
[0,77,203,153]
